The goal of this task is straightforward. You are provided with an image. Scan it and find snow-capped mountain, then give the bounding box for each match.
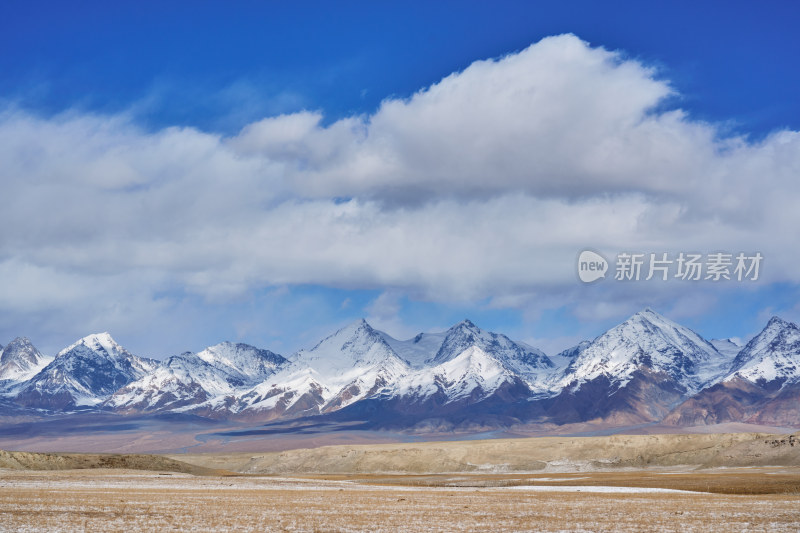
[235,320,409,417]
[293,319,408,389]
[383,319,554,392]
[195,342,286,386]
[665,317,800,427]
[558,309,726,393]
[2,310,800,429]
[387,345,531,405]
[192,319,546,421]
[0,337,52,383]
[107,353,218,413]
[12,333,156,410]
[233,367,326,420]
[106,342,287,414]
[726,317,800,385]
[542,309,733,424]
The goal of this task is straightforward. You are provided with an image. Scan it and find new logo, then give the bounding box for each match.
[577,250,608,283]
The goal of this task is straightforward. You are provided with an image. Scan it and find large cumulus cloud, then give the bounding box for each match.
[1,34,798,353]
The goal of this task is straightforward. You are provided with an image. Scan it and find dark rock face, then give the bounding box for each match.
[664,378,775,426]
[544,369,687,425]
[665,377,800,427]
[749,382,800,426]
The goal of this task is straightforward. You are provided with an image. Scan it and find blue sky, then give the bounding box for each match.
[1,1,799,357]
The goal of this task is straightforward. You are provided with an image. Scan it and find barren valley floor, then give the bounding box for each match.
[2,432,800,531]
[1,469,800,532]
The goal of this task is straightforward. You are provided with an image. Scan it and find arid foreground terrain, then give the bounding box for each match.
[1,432,800,532]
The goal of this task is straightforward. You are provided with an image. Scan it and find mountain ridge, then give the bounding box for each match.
[1,310,799,430]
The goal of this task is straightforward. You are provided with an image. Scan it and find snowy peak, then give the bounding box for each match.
[274,320,409,411]
[310,319,377,350]
[108,342,287,413]
[434,320,552,370]
[60,332,123,358]
[14,333,156,408]
[0,337,52,382]
[52,332,154,374]
[391,345,524,404]
[622,310,720,367]
[380,319,554,396]
[385,319,552,373]
[432,319,491,364]
[294,319,404,372]
[548,341,591,374]
[727,316,800,384]
[195,342,286,383]
[767,315,791,328]
[561,308,723,393]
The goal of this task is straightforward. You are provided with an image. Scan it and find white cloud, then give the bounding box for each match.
[1,33,799,350]
[231,34,724,203]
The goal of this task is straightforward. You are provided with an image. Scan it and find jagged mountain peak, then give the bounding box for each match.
[549,341,592,374]
[433,319,550,365]
[766,315,792,328]
[195,341,287,384]
[11,333,156,409]
[1,337,37,362]
[447,318,482,334]
[732,317,799,364]
[620,309,716,353]
[196,341,285,365]
[53,332,158,377]
[727,316,800,384]
[433,319,488,349]
[310,319,380,348]
[629,308,677,327]
[0,337,52,382]
[713,337,742,346]
[59,332,126,359]
[107,341,287,414]
[387,344,528,405]
[293,319,404,374]
[2,336,33,349]
[379,319,553,389]
[559,309,723,393]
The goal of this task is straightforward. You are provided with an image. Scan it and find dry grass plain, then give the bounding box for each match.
[1,469,800,532]
[171,431,800,474]
[2,432,800,531]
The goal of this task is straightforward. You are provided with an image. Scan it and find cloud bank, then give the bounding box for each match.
[1,34,799,352]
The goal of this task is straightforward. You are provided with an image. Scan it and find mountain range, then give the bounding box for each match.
[1,309,799,431]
